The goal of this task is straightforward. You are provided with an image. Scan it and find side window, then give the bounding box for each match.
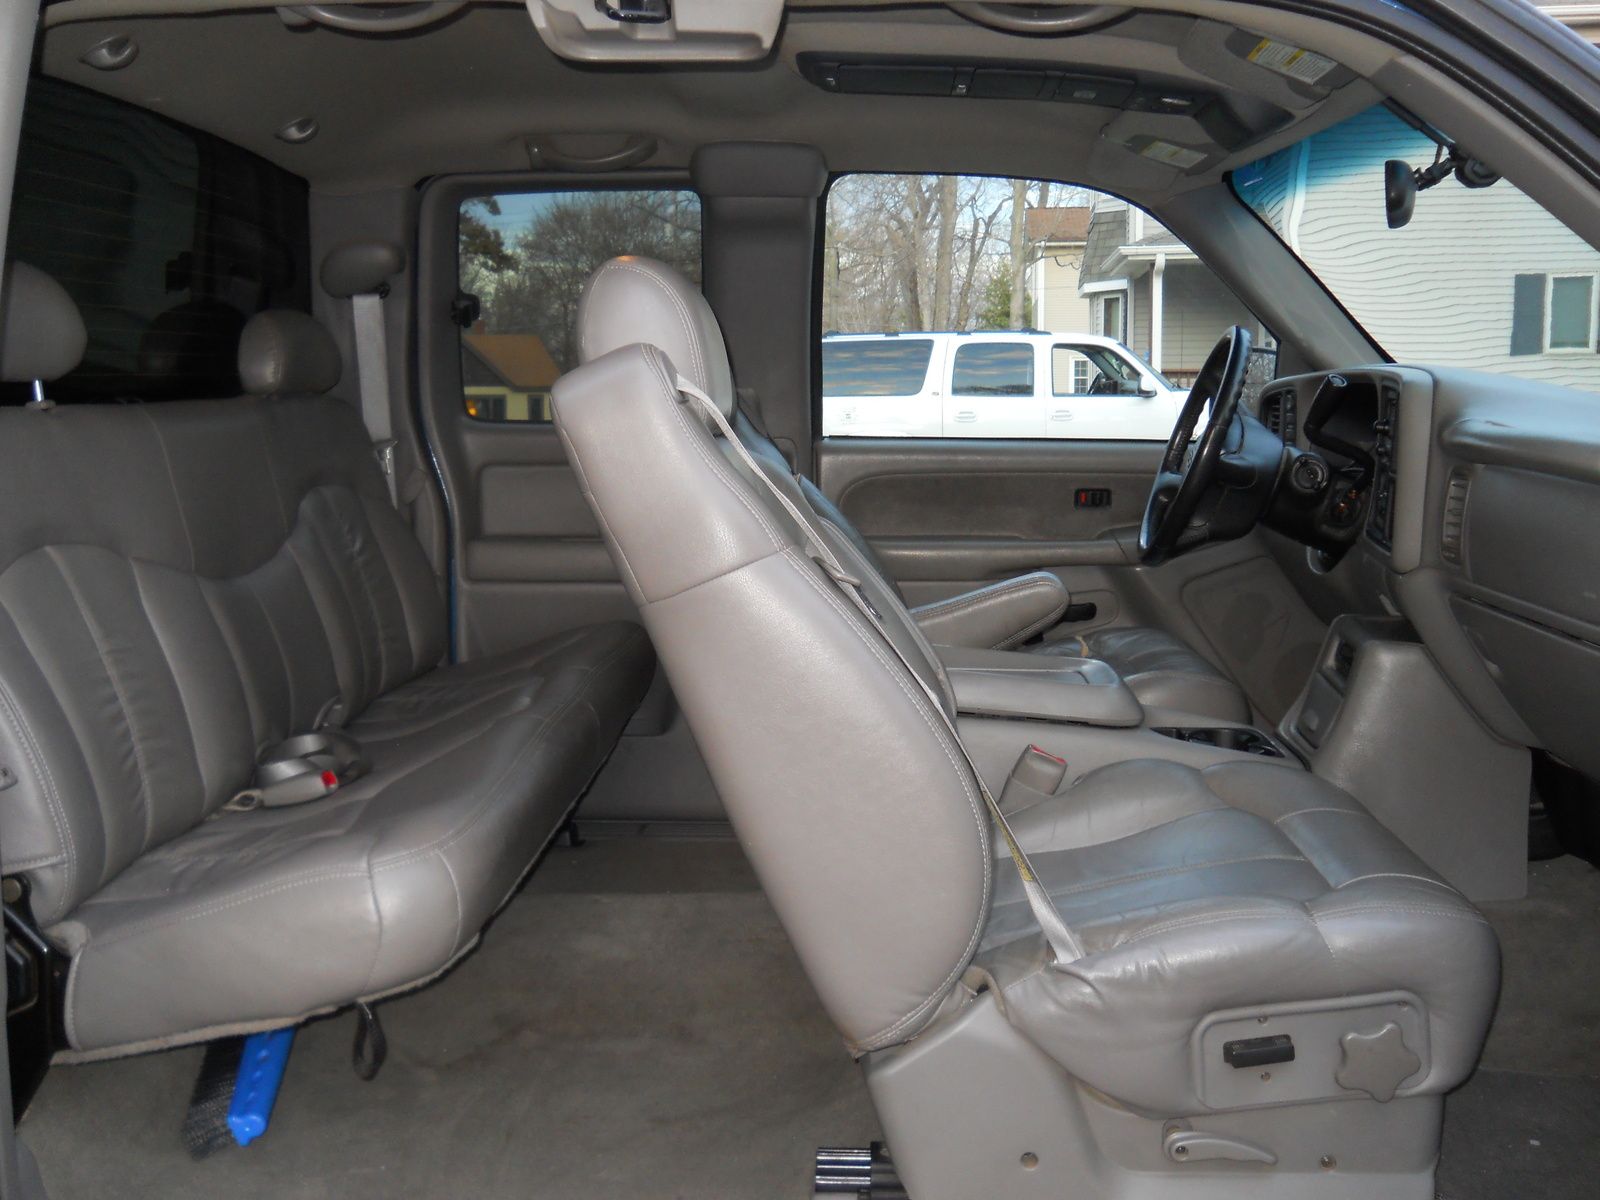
[952,342,1032,395]
[4,79,309,403]
[457,189,702,422]
[1051,345,1141,396]
[822,338,934,395]
[820,173,1271,439]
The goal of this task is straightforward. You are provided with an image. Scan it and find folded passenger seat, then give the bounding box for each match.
[0,266,654,1056]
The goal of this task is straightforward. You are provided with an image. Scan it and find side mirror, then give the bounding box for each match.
[1138,384,1158,398]
[1385,159,1416,229]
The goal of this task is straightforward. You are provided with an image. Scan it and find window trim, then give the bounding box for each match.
[1544,272,1598,354]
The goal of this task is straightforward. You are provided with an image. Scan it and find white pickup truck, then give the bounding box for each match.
[821,329,1189,439]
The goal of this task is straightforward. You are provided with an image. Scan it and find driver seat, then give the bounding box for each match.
[576,256,1250,724]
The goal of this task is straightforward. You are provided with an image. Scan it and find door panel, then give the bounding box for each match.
[815,436,1325,719]
[450,425,633,660]
[818,439,1160,543]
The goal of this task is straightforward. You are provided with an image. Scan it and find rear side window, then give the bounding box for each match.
[822,338,933,396]
[952,342,1033,396]
[5,78,310,403]
[456,189,702,423]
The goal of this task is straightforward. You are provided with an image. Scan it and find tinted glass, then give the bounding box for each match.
[822,338,933,396]
[5,79,310,403]
[952,343,1032,395]
[457,189,701,422]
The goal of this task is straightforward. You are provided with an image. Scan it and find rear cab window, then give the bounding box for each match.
[4,78,309,403]
[819,173,1274,439]
[456,189,702,422]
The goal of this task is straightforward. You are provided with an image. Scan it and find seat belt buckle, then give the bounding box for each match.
[1000,744,1068,810]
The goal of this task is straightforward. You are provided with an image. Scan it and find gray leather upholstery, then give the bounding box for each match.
[911,572,1068,651]
[575,255,1247,720]
[0,297,652,1054]
[1030,625,1252,723]
[551,259,1498,1119]
[984,758,1498,1111]
[237,309,343,397]
[579,256,735,418]
[320,240,407,298]
[0,261,88,383]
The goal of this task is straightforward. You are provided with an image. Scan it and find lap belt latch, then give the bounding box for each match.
[226,731,370,812]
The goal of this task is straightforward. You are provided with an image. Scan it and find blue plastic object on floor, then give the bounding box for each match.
[227,1028,295,1147]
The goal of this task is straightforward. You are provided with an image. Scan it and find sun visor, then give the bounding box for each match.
[526,0,783,63]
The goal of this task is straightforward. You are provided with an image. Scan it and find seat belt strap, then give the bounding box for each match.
[674,375,1083,966]
[350,291,399,507]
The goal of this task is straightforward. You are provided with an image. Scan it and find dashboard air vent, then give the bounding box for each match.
[1259,388,1297,443]
[1441,468,1471,565]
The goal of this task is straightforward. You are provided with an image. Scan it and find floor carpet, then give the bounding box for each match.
[22,839,877,1199]
[21,842,1600,1199]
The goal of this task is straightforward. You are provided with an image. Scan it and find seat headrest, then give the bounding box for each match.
[238,310,342,396]
[577,256,734,418]
[320,241,407,299]
[1,262,88,384]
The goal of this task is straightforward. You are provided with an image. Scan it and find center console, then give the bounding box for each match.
[937,644,1298,797]
[1279,614,1529,901]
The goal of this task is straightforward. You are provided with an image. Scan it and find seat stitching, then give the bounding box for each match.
[369,628,646,871]
[1116,906,1292,947]
[1333,872,1461,893]
[999,593,1072,650]
[127,562,211,825]
[239,572,300,730]
[912,576,1057,618]
[781,552,991,1051]
[1315,903,1488,924]
[138,408,197,573]
[439,852,466,955]
[1010,852,1309,900]
[358,845,386,994]
[81,869,375,949]
[0,652,76,899]
[46,548,158,850]
[605,262,708,386]
[1272,806,1363,824]
[650,349,785,551]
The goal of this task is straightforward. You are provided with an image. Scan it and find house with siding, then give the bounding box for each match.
[1236,103,1600,394]
[1076,195,1271,386]
[1024,206,1092,334]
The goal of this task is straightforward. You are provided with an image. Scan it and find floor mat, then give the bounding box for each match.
[22,840,876,1200]
[1438,1070,1600,1200]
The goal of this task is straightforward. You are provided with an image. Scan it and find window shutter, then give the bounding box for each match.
[1510,273,1546,356]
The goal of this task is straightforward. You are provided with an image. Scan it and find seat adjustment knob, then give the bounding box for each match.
[1335,1022,1422,1102]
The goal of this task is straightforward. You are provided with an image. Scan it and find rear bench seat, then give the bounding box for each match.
[0,265,654,1057]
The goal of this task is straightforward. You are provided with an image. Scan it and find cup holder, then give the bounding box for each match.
[1152,726,1285,757]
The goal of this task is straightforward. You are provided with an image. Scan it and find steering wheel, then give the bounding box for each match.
[1138,326,1253,565]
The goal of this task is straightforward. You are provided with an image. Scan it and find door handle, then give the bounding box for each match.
[954,411,977,422]
[1050,409,1073,421]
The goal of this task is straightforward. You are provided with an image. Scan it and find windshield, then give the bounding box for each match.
[1235,104,1600,395]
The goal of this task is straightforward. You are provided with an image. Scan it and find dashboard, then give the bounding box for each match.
[1254,364,1600,783]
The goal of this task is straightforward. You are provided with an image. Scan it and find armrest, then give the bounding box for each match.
[909,572,1068,650]
[946,653,1144,728]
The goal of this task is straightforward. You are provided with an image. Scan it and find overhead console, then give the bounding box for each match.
[797,53,1288,171]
